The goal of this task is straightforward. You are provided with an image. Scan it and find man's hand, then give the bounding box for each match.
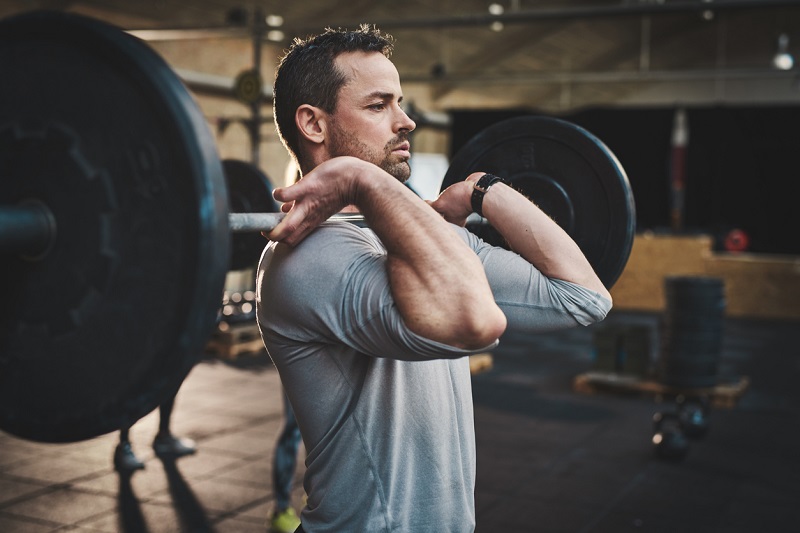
[428,172,484,226]
[266,156,366,246]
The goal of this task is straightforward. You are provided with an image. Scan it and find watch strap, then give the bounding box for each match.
[470,173,505,217]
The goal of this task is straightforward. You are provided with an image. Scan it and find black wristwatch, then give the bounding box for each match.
[470,173,505,217]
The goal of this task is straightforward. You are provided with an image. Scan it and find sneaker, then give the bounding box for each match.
[270,507,301,533]
[152,434,197,458]
[114,442,145,472]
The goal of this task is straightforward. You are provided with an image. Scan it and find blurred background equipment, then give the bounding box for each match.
[223,158,280,271]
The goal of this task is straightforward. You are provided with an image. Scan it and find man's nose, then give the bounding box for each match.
[396,106,416,133]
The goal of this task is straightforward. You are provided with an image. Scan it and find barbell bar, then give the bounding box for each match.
[0,207,346,255]
[0,10,635,443]
[0,204,489,250]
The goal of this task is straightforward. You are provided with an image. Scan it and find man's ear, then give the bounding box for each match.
[295,104,326,145]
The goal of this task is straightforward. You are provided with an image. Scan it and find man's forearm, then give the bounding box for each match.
[480,181,612,301]
[355,169,507,349]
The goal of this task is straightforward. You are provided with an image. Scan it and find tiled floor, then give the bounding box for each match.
[0,355,305,533]
[1,311,798,532]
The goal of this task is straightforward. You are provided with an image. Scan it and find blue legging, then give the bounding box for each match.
[273,390,302,511]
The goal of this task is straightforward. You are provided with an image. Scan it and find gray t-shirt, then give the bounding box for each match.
[256,220,611,533]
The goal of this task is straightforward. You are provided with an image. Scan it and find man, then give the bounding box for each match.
[256,25,611,532]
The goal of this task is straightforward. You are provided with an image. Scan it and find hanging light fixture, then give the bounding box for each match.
[488,2,504,32]
[266,13,284,42]
[773,33,794,70]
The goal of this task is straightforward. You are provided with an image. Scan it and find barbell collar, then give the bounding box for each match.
[0,202,56,259]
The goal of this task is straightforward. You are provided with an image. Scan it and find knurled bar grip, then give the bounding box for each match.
[228,212,285,233]
[228,212,371,232]
[227,212,488,231]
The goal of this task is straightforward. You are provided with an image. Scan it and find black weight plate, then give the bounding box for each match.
[441,116,635,289]
[223,159,279,271]
[0,11,230,442]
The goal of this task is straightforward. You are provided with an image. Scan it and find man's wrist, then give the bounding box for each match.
[470,173,506,217]
[350,159,397,207]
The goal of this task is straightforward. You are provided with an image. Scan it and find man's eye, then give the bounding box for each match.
[369,103,385,110]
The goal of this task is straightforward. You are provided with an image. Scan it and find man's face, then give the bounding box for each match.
[326,51,416,182]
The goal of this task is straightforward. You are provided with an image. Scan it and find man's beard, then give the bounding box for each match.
[328,126,411,182]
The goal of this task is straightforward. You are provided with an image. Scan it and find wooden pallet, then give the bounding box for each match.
[205,321,265,359]
[469,353,494,375]
[573,371,750,409]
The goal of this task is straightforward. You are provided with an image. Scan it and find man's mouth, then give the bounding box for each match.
[392,142,411,159]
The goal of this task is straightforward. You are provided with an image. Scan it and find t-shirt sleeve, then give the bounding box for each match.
[258,221,496,362]
[454,225,612,332]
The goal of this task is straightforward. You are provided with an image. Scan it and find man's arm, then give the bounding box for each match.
[431,172,612,302]
[267,157,507,349]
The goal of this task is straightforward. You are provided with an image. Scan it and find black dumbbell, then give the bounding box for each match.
[677,396,710,440]
[652,411,690,461]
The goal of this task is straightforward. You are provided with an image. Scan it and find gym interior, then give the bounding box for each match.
[1,1,799,532]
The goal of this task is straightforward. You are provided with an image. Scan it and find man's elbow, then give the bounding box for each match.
[405,301,507,350]
[602,291,613,309]
[458,305,507,350]
[585,293,613,326]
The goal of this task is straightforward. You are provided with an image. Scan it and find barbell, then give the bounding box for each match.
[0,10,635,443]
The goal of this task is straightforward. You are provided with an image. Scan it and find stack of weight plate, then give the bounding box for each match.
[657,276,726,389]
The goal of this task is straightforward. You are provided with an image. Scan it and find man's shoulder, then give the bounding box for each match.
[264,220,380,268]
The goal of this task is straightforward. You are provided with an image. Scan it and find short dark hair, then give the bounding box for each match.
[273,25,395,168]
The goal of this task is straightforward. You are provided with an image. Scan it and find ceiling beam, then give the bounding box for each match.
[429,23,564,101]
[402,67,799,85]
[288,0,800,33]
[126,27,247,41]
